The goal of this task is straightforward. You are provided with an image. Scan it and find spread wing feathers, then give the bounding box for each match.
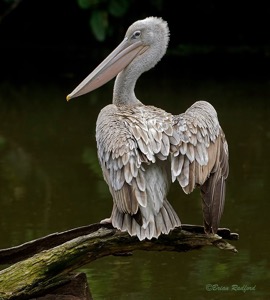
[171,101,229,233]
[96,104,180,240]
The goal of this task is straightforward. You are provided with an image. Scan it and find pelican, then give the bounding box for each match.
[67,17,229,241]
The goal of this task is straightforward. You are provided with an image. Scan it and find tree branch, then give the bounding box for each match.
[0,224,238,299]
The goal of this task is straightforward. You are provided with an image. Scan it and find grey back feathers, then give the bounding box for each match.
[96,100,228,240]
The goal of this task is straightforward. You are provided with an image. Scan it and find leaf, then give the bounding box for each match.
[77,0,99,10]
[0,135,6,150]
[108,0,130,17]
[90,10,108,41]
[82,147,102,177]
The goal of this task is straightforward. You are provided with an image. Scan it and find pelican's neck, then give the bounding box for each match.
[112,66,142,106]
[112,17,169,106]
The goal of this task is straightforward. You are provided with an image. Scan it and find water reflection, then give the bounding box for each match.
[0,77,270,299]
[0,134,51,246]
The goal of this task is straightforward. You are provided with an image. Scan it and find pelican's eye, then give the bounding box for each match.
[132,30,141,39]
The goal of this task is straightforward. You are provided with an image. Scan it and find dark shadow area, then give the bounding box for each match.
[1,0,270,83]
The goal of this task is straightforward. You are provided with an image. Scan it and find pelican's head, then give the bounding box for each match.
[67,17,170,101]
[123,17,169,74]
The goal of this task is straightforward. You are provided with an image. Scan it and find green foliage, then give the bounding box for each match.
[108,0,130,17]
[76,0,132,41]
[77,0,99,10]
[90,10,108,41]
[0,135,6,151]
[82,146,102,178]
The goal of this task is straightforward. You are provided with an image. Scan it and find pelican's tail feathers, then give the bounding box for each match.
[111,199,181,241]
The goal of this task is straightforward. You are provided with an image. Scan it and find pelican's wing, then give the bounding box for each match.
[171,101,229,233]
[96,104,180,240]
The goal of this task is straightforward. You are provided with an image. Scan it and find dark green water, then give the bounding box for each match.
[0,75,270,299]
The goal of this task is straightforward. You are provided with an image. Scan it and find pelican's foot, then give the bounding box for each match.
[100,217,112,224]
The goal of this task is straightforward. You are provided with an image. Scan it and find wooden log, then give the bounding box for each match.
[0,224,238,300]
[0,223,109,265]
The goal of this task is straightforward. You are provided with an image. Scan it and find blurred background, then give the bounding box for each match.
[1,0,270,81]
[1,1,270,299]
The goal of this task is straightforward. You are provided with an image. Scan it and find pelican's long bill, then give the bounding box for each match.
[66,38,148,101]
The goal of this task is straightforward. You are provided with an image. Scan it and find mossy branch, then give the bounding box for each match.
[0,224,238,300]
